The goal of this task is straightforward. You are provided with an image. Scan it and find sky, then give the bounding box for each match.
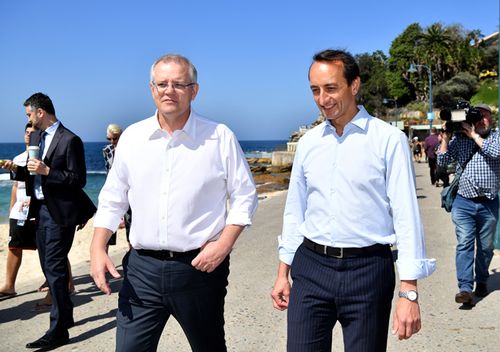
[0,0,498,142]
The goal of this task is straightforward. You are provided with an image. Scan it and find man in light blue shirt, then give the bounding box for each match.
[271,49,436,351]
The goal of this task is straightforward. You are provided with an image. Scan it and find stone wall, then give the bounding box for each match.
[272,151,295,167]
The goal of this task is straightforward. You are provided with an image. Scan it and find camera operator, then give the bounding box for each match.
[437,104,500,305]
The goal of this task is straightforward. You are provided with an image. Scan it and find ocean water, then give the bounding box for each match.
[0,140,286,223]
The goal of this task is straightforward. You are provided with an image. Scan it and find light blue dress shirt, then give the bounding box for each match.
[278,106,436,280]
[34,121,60,200]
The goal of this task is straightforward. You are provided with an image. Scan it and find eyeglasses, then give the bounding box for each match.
[107,137,119,141]
[152,81,195,93]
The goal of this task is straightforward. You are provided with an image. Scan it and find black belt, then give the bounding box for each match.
[303,238,390,259]
[136,248,200,260]
[469,196,490,203]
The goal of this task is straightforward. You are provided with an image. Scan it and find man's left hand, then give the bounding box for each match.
[191,240,231,273]
[391,298,421,340]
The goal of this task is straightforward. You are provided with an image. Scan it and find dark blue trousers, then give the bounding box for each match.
[116,249,230,352]
[36,204,75,337]
[288,243,395,352]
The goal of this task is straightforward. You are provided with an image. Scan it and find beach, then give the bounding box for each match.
[0,163,499,351]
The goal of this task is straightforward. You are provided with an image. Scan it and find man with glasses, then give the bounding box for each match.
[438,103,500,305]
[271,50,435,351]
[90,54,257,352]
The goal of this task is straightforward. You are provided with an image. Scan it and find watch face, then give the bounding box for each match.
[408,291,418,301]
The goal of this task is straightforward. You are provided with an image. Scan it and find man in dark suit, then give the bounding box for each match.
[2,92,96,349]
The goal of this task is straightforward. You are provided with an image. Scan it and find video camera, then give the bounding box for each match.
[440,102,483,133]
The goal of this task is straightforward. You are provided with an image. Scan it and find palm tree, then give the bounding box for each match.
[416,23,454,83]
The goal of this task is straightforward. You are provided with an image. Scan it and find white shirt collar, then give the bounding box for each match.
[148,110,198,141]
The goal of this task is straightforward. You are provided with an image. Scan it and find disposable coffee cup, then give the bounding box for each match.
[27,146,40,175]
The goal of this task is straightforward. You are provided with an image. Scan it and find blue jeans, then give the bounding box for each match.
[452,195,499,292]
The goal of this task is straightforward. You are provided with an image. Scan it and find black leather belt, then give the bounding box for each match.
[303,237,390,259]
[469,196,490,203]
[136,248,200,260]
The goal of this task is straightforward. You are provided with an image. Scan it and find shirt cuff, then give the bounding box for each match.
[226,210,253,227]
[93,211,122,233]
[278,235,302,266]
[278,252,294,266]
[396,258,437,280]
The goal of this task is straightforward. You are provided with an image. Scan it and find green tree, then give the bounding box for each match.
[386,23,422,103]
[416,23,454,82]
[356,51,389,117]
[433,72,478,108]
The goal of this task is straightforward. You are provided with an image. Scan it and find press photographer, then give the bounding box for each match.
[437,103,500,305]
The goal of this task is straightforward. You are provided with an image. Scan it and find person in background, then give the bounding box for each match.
[413,137,422,162]
[102,123,130,249]
[0,123,38,297]
[90,54,257,352]
[1,92,96,350]
[271,49,436,351]
[103,123,123,172]
[437,103,500,305]
[1,124,75,308]
[434,132,450,187]
[424,127,440,186]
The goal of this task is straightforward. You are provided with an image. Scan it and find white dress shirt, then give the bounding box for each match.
[94,111,258,252]
[278,106,436,280]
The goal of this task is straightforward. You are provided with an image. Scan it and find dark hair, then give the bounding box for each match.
[310,49,360,85]
[23,92,55,115]
[25,122,33,130]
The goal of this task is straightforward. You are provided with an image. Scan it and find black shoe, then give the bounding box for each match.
[26,333,69,349]
[64,317,75,329]
[474,282,488,297]
[455,291,473,304]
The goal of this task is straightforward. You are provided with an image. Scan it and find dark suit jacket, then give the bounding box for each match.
[15,123,96,227]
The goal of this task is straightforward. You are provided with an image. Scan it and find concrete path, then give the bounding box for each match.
[0,161,499,351]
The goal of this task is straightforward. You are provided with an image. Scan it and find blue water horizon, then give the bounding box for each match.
[0,140,287,224]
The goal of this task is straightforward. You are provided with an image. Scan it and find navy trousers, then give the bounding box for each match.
[116,249,230,352]
[288,243,395,352]
[36,204,75,337]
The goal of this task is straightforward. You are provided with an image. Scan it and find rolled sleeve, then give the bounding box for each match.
[387,133,436,280]
[277,144,306,265]
[224,129,258,227]
[278,236,297,266]
[93,146,130,232]
[396,258,437,280]
[226,210,254,227]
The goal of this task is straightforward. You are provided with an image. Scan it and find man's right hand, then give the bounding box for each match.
[271,261,291,311]
[271,276,291,310]
[90,228,121,295]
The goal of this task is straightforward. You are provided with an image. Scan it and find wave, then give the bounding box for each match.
[0,173,10,181]
[87,170,107,175]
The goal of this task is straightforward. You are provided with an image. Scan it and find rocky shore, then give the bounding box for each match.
[247,157,291,194]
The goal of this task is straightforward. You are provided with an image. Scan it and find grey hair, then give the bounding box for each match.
[150,54,198,84]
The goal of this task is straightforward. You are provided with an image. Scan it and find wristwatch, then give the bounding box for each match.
[399,290,418,302]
